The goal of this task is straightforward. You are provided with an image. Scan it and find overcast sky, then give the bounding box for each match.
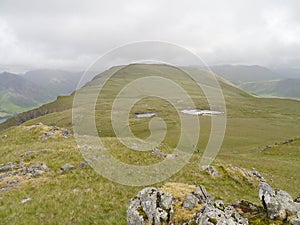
[0,0,300,72]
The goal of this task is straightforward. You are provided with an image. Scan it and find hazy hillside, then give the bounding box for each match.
[210,65,281,84]
[240,78,300,99]
[211,65,300,99]
[0,70,83,121]
[0,72,55,119]
[23,69,82,95]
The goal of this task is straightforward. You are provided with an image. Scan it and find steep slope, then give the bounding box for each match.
[23,69,82,95]
[0,72,55,119]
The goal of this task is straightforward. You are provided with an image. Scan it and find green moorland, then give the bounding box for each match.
[0,64,299,224]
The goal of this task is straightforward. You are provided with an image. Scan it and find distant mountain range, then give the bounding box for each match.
[23,69,82,95]
[0,70,82,120]
[210,65,300,99]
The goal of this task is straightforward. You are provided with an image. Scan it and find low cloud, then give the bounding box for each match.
[0,0,300,72]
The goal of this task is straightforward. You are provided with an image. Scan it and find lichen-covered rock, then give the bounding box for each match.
[127,184,248,225]
[201,165,220,177]
[60,164,75,172]
[259,181,300,221]
[188,203,248,225]
[183,193,199,209]
[127,187,174,225]
[193,185,214,204]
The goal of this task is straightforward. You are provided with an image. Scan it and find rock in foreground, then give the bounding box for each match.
[259,181,300,223]
[127,183,248,225]
[128,181,300,225]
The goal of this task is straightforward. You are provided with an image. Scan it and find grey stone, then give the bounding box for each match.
[22,151,36,158]
[6,179,19,185]
[127,187,173,225]
[158,192,173,211]
[60,164,75,171]
[194,185,214,204]
[189,204,248,225]
[183,194,199,209]
[214,200,225,210]
[259,181,300,220]
[201,165,220,177]
[0,165,12,173]
[151,148,166,158]
[78,161,89,168]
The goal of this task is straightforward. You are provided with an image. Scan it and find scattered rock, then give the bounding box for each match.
[193,185,214,204]
[0,161,50,192]
[60,164,75,172]
[6,179,19,185]
[201,165,220,177]
[78,161,89,168]
[0,165,12,173]
[227,165,265,183]
[259,181,300,221]
[42,126,72,140]
[283,139,293,145]
[21,151,36,159]
[20,198,32,204]
[151,148,167,158]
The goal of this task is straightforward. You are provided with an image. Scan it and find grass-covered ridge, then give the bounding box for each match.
[0,64,299,224]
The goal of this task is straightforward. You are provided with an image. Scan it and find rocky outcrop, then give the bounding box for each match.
[127,183,248,225]
[200,165,220,177]
[127,187,174,225]
[188,203,248,225]
[259,181,300,223]
[23,123,72,140]
[127,181,300,225]
[0,161,50,192]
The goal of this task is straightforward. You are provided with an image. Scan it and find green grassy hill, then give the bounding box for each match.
[0,64,299,224]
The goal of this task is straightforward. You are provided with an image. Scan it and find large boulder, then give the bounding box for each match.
[127,187,174,225]
[259,181,300,221]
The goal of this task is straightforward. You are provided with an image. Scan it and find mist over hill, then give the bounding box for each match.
[0,70,83,120]
[210,65,300,99]
[0,72,55,119]
[23,70,82,95]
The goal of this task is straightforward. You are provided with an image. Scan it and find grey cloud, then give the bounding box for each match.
[0,0,300,72]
